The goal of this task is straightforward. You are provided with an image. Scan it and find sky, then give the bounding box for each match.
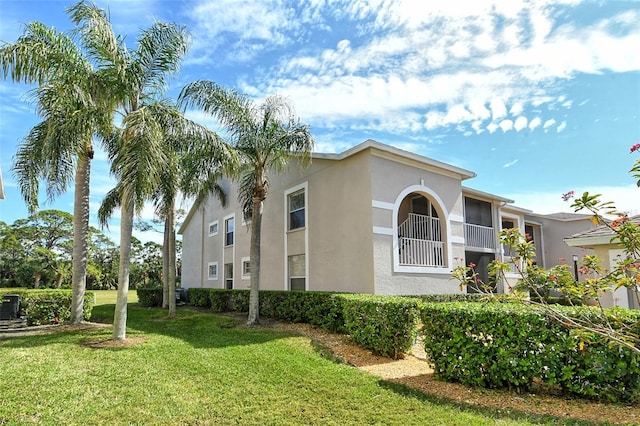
[0,0,639,244]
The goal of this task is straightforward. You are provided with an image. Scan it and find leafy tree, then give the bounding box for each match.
[453,145,640,353]
[180,82,314,325]
[0,5,115,321]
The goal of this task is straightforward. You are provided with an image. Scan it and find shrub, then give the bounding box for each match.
[188,288,211,307]
[2,290,95,326]
[136,288,163,307]
[341,294,420,359]
[420,302,640,402]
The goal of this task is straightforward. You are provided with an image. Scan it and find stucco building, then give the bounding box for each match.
[179,140,594,296]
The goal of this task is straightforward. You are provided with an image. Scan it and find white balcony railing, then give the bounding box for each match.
[399,237,445,267]
[398,213,445,267]
[464,223,495,249]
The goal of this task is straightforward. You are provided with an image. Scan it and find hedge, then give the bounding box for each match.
[1,289,94,326]
[341,294,420,359]
[137,288,163,307]
[420,302,640,403]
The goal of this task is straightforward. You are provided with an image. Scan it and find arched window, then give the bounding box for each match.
[393,186,450,273]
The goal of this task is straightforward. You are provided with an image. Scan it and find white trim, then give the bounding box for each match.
[449,214,465,224]
[284,182,309,290]
[207,261,218,281]
[392,184,453,273]
[241,256,251,280]
[450,236,465,245]
[372,200,395,210]
[208,220,219,237]
[373,226,393,236]
[396,266,453,275]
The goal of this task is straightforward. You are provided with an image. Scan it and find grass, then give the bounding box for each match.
[0,291,597,425]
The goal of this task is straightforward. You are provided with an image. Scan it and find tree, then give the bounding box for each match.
[453,144,640,353]
[179,82,314,325]
[0,7,115,322]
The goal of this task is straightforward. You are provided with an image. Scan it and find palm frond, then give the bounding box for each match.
[67,0,128,71]
[132,22,188,98]
[97,185,122,228]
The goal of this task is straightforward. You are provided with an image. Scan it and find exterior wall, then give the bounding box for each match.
[530,216,595,269]
[367,150,467,295]
[180,206,206,288]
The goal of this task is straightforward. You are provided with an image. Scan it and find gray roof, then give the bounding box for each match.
[564,215,639,247]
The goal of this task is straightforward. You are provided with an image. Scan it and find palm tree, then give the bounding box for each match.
[179,81,314,325]
[158,134,233,317]
[0,13,115,323]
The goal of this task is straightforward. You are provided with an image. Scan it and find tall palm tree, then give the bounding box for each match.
[65,0,199,339]
[179,81,314,325]
[160,132,234,317]
[0,13,115,323]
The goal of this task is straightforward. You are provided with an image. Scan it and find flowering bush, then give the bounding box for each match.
[452,144,640,353]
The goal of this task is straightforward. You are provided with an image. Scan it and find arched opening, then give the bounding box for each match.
[397,193,445,267]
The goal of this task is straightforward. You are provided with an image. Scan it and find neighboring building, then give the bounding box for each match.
[564,216,639,309]
[179,139,596,296]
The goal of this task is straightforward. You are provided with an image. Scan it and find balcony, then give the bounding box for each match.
[464,223,496,250]
[398,213,445,267]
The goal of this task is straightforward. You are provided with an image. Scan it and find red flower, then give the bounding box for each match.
[611,216,628,228]
[631,143,640,153]
[468,262,476,268]
[549,274,557,281]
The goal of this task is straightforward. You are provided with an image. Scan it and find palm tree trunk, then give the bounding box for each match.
[113,194,134,340]
[167,200,177,317]
[247,196,263,326]
[70,152,91,323]
[162,219,170,309]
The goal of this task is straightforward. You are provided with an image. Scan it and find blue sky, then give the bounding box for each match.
[1,0,639,243]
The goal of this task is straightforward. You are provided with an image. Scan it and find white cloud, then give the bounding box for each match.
[543,119,557,131]
[514,116,528,132]
[503,159,519,168]
[499,119,514,132]
[557,121,567,132]
[529,117,542,131]
[486,123,499,133]
[490,99,508,121]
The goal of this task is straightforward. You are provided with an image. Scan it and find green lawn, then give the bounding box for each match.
[0,291,591,425]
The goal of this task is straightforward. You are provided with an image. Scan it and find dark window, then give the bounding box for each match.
[224,263,233,289]
[225,217,235,246]
[289,190,305,230]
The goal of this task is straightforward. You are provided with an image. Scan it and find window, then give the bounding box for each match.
[208,221,219,237]
[225,217,235,246]
[207,262,218,280]
[224,263,233,289]
[288,190,305,230]
[241,257,250,280]
[288,254,306,291]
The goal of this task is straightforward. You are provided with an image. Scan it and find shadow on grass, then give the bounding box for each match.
[377,380,604,426]
[0,303,297,350]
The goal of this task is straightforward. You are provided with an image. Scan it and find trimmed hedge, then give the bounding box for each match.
[0,289,94,326]
[188,288,211,307]
[420,302,640,402]
[341,294,420,359]
[206,290,417,358]
[137,288,163,307]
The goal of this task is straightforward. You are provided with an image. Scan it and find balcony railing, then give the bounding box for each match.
[398,213,445,267]
[464,223,495,250]
[399,237,445,267]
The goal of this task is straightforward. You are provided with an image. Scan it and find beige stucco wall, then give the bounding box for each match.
[179,144,473,296]
[532,217,595,269]
[367,150,467,295]
[180,206,205,288]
